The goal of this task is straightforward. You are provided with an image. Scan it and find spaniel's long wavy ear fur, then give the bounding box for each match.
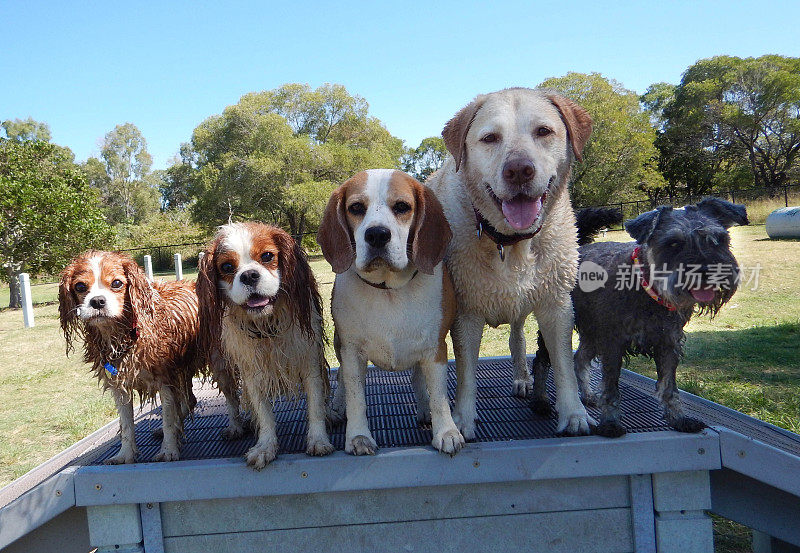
[273,229,322,340]
[411,183,452,274]
[122,255,155,339]
[59,257,82,355]
[197,238,224,356]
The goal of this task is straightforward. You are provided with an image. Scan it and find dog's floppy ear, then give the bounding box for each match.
[625,206,670,244]
[411,182,452,274]
[442,95,486,172]
[547,94,593,162]
[122,255,155,337]
[58,257,82,354]
[697,198,749,228]
[272,228,320,339]
[197,238,224,355]
[317,185,355,273]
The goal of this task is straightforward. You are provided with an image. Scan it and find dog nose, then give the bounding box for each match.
[502,157,536,186]
[364,226,391,249]
[89,297,106,309]
[239,269,261,286]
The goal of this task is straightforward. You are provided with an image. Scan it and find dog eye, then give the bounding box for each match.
[392,201,411,215]
[480,133,499,143]
[111,279,124,289]
[74,282,88,293]
[536,126,553,137]
[260,252,274,263]
[348,202,366,216]
[669,241,682,248]
[220,262,235,274]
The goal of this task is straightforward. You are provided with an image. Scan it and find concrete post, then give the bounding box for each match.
[174,254,183,281]
[143,255,153,282]
[19,273,35,328]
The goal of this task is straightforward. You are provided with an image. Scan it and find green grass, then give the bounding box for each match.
[1,226,798,552]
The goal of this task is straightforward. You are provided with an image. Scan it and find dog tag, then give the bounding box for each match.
[498,244,505,261]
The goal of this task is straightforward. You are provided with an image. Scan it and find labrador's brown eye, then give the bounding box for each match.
[74,282,88,293]
[220,262,235,274]
[111,279,124,290]
[348,202,366,216]
[480,133,499,143]
[392,201,411,215]
[536,126,553,137]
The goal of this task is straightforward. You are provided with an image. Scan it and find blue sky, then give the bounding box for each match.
[3,1,799,170]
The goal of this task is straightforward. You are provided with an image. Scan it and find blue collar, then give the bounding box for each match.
[103,362,119,378]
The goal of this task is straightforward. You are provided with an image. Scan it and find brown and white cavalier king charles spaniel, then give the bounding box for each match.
[197,222,333,469]
[59,250,244,464]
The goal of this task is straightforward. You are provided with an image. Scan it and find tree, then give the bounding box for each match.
[539,73,665,206]
[0,139,112,308]
[402,137,447,182]
[653,55,800,196]
[2,117,52,143]
[185,83,405,237]
[99,123,159,224]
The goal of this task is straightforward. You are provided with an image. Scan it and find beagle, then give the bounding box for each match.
[318,169,465,456]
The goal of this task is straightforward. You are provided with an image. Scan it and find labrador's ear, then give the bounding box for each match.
[547,94,593,162]
[696,198,749,228]
[625,206,670,244]
[317,184,355,273]
[442,95,486,172]
[411,183,452,274]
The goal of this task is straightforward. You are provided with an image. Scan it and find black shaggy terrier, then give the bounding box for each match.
[531,198,748,437]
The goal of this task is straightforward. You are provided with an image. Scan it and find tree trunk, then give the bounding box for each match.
[6,265,22,309]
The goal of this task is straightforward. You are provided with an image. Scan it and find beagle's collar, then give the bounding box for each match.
[473,207,541,261]
[632,247,677,311]
[356,270,419,290]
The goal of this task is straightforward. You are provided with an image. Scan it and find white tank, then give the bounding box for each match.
[766,207,800,238]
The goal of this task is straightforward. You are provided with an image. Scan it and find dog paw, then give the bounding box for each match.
[433,428,465,456]
[555,404,595,436]
[512,377,534,398]
[220,422,248,440]
[594,421,627,438]
[669,416,707,433]
[346,434,378,456]
[151,427,164,440]
[245,442,279,470]
[154,446,181,462]
[529,397,554,418]
[306,435,334,456]
[452,409,477,441]
[327,405,347,426]
[581,393,599,408]
[104,449,137,465]
[416,407,432,426]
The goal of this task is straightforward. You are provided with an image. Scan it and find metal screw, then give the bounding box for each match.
[55,490,62,497]
[301,472,308,478]
[697,448,705,455]
[738,450,746,458]
[146,503,153,509]
[95,484,102,490]
[473,461,480,468]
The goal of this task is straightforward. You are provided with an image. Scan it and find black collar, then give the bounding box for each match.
[239,321,278,339]
[473,207,541,261]
[356,270,419,290]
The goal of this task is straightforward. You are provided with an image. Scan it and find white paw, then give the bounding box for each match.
[345,434,377,455]
[154,445,181,462]
[556,402,595,436]
[452,408,476,441]
[245,442,279,470]
[512,377,534,398]
[306,435,334,456]
[104,449,137,465]
[432,428,465,456]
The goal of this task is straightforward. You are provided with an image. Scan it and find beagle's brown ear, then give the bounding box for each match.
[547,94,593,162]
[442,95,486,172]
[317,186,355,273]
[411,183,452,274]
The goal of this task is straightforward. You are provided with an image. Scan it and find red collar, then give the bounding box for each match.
[631,247,677,311]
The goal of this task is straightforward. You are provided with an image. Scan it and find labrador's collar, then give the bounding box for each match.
[473,207,540,261]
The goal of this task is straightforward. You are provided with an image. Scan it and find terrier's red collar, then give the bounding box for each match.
[631,247,677,311]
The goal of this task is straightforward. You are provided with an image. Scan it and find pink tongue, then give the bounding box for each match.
[690,288,716,303]
[246,296,271,308]
[501,195,542,230]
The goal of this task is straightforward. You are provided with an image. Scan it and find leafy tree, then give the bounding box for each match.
[0,139,112,308]
[402,137,447,182]
[99,123,159,224]
[185,83,404,237]
[653,55,800,196]
[539,73,664,206]
[2,117,52,142]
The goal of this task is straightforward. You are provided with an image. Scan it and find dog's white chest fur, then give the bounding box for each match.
[333,269,444,371]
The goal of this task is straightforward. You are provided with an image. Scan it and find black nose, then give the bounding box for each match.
[502,157,535,186]
[364,226,391,249]
[239,269,261,286]
[89,297,106,309]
